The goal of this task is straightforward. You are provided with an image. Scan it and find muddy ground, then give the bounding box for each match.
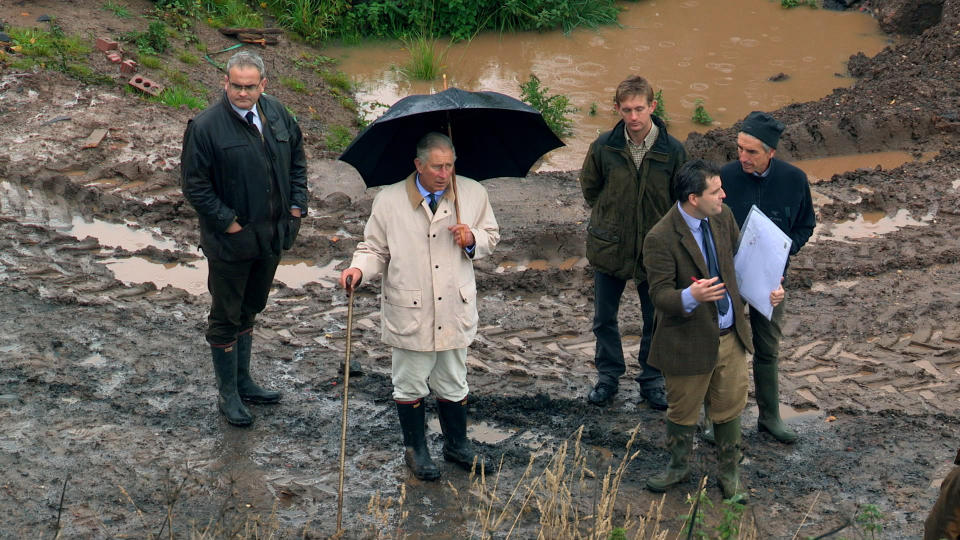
[1,0,959,538]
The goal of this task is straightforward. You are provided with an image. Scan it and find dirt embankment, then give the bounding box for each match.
[1,0,960,538]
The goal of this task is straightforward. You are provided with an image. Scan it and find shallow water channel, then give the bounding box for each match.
[327,0,890,170]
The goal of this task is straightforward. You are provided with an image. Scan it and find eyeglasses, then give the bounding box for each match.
[228,81,261,93]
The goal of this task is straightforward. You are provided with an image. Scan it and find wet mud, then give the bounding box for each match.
[1,0,960,538]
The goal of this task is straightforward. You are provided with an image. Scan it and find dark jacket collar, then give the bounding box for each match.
[604,114,671,154]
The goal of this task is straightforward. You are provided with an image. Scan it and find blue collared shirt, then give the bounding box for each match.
[678,202,735,330]
[230,102,262,134]
[416,174,474,254]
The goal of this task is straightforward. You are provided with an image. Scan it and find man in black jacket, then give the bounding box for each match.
[716,111,815,443]
[181,50,308,426]
[579,75,687,409]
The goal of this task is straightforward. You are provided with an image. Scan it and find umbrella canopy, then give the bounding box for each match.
[339,87,565,187]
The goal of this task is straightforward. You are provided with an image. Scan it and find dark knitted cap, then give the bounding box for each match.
[740,111,784,149]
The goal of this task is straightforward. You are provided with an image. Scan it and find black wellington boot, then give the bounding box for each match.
[236,332,281,404]
[210,344,253,426]
[437,397,489,474]
[396,400,440,481]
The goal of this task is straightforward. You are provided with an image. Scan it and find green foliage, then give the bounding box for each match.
[123,20,170,55]
[714,493,747,539]
[326,124,353,152]
[400,33,448,81]
[520,73,577,138]
[177,50,199,64]
[588,102,598,116]
[264,0,337,43]
[653,89,669,123]
[103,1,133,18]
[691,98,713,125]
[206,0,264,28]
[261,0,622,44]
[855,504,885,539]
[140,55,163,69]
[780,0,818,7]
[154,84,207,109]
[280,76,308,93]
[681,487,714,539]
[607,528,627,540]
[7,24,112,85]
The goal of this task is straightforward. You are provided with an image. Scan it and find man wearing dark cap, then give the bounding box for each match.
[711,111,816,444]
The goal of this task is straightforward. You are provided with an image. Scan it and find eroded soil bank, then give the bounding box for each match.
[1,0,959,538]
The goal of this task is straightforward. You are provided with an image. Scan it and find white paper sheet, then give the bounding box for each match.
[734,205,791,320]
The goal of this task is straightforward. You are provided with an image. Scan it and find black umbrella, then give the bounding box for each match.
[338,86,565,188]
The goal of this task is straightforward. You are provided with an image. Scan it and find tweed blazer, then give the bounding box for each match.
[642,203,753,376]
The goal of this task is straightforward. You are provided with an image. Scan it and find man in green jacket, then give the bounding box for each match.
[579,75,687,408]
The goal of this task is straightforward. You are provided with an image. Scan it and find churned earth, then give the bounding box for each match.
[1,0,959,538]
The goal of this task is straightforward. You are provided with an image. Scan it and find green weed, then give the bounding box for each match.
[265,0,336,43]
[681,481,714,539]
[400,32,449,81]
[280,76,308,93]
[653,89,669,124]
[155,85,207,109]
[691,98,713,125]
[177,50,199,64]
[780,0,818,7]
[589,102,598,116]
[520,73,577,138]
[140,55,162,69]
[714,493,747,539]
[102,1,133,18]
[122,20,170,55]
[325,124,353,152]
[7,24,112,85]
[855,504,885,539]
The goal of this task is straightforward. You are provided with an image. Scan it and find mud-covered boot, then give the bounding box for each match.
[396,399,440,481]
[754,361,797,444]
[210,344,253,426]
[236,332,281,404]
[437,397,489,474]
[646,421,695,492]
[715,417,749,502]
[700,402,716,445]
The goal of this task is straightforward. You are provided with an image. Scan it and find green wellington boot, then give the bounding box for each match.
[714,417,748,502]
[437,398,489,474]
[396,400,441,481]
[236,332,282,404]
[210,345,253,426]
[754,361,798,444]
[646,421,695,492]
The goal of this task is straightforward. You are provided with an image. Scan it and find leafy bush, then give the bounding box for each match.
[123,20,170,55]
[653,89,669,123]
[262,0,621,44]
[520,74,577,138]
[691,98,712,125]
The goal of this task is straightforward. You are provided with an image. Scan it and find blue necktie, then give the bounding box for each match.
[428,193,438,213]
[245,111,255,125]
[701,219,730,316]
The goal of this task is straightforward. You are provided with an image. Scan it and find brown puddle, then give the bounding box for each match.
[795,151,937,183]
[104,257,344,295]
[813,208,933,243]
[326,0,888,170]
[496,256,588,273]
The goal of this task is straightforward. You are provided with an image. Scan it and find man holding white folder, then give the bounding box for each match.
[719,111,816,444]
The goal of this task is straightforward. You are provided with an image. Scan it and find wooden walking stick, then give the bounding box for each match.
[336,275,356,534]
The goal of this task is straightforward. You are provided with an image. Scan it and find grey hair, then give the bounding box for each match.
[226,50,266,79]
[416,132,456,162]
[739,131,773,153]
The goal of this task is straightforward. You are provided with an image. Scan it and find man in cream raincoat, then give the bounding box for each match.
[340,132,500,480]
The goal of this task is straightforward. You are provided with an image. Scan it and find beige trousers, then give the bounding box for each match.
[391,347,468,402]
[664,332,748,426]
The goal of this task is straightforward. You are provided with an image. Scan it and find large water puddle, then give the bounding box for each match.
[105,257,343,295]
[795,151,936,183]
[327,0,889,170]
[812,208,933,243]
